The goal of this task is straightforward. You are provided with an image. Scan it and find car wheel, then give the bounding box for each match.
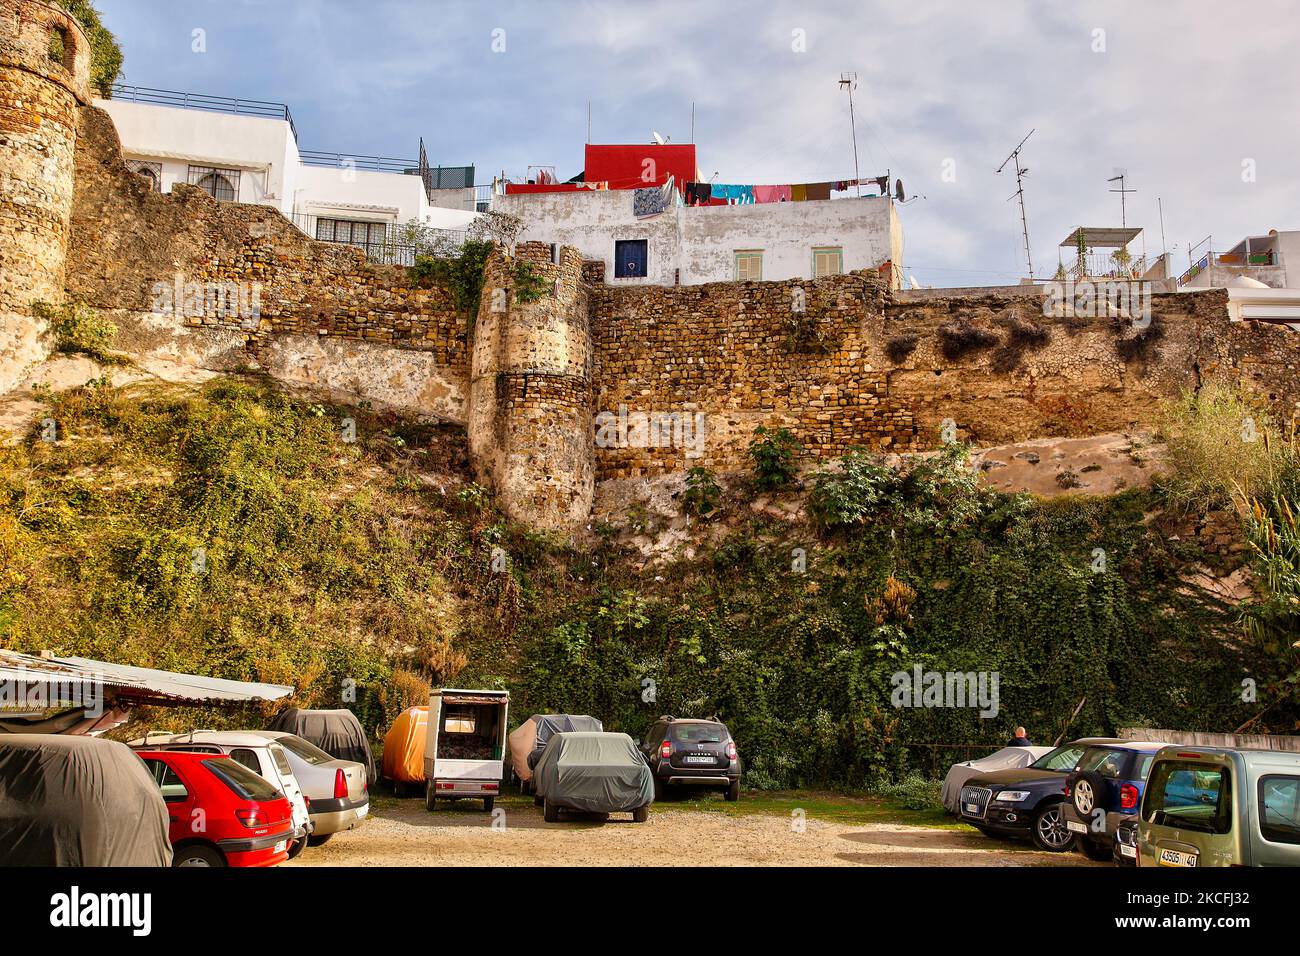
[287,836,307,860]
[1032,803,1075,852]
[725,779,740,802]
[1071,771,1111,822]
[1080,838,1115,862]
[633,805,650,823]
[173,845,224,868]
[543,799,560,823]
[425,779,436,812]
[306,833,333,848]
[483,796,495,813]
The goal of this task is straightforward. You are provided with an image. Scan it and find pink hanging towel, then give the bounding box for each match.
[752,184,792,203]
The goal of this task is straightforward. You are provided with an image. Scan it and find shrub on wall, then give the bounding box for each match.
[56,1,123,96]
[937,317,999,361]
[885,333,919,363]
[748,426,802,491]
[681,466,722,518]
[32,299,118,362]
[410,239,494,317]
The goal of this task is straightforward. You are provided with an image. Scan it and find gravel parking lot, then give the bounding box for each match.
[290,794,1104,867]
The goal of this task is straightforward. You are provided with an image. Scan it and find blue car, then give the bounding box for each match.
[1061,741,1165,861]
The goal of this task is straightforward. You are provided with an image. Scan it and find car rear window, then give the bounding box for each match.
[1258,775,1300,846]
[268,745,294,777]
[274,734,335,765]
[1076,747,1130,779]
[670,723,726,744]
[1031,745,1084,771]
[1144,761,1233,834]
[203,758,282,802]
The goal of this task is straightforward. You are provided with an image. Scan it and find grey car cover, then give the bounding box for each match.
[0,735,172,866]
[526,715,604,770]
[532,732,654,813]
[267,707,375,783]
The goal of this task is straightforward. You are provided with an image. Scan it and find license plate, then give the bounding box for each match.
[273,840,286,854]
[1066,820,1087,834]
[684,756,714,764]
[356,804,368,819]
[1119,844,1137,859]
[1158,848,1198,868]
[963,803,979,814]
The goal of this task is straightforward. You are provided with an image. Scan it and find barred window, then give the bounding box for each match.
[127,160,163,193]
[187,165,240,202]
[315,218,387,255]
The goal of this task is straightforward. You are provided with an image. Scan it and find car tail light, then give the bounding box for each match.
[303,795,311,809]
[235,808,267,828]
[1063,782,1071,797]
[334,769,348,800]
[1176,752,1202,759]
[660,741,672,759]
[483,783,499,792]
[1120,784,1139,809]
[725,741,737,760]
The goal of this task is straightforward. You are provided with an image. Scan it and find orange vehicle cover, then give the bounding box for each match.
[381,706,428,783]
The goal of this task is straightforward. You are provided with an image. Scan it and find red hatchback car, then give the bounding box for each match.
[136,749,298,868]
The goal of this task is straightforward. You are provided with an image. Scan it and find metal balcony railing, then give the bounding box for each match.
[289,213,466,267]
[108,84,297,140]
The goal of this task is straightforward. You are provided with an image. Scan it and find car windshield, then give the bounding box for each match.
[273,734,335,765]
[671,723,726,744]
[1031,745,1084,771]
[203,758,282,802]
[1143,761,1232,834]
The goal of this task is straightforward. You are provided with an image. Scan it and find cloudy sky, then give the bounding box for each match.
[98,0,1300,287]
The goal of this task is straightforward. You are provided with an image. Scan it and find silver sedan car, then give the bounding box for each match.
[253,731,368,845]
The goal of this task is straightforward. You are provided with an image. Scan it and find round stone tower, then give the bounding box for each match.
[0,0,92,392]
[468,243,595,533]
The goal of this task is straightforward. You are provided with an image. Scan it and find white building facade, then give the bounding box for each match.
[492,188,904,288]
[97,86,482,263]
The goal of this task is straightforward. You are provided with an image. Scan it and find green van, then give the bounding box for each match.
[1137,745,1300,867]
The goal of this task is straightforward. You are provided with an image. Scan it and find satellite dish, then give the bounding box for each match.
[909,275,921,290]
[894,178,906,202]
[651,131,669,145]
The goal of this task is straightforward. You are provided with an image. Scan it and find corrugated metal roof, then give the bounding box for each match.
[0,650,293,707]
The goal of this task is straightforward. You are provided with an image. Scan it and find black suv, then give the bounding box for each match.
[957,738,1128,852]
[639,717,741,801]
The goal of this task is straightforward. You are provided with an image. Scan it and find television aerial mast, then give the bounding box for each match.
[839,73,861,197]
[996,128,1035,278]
[1108,169,1136,227]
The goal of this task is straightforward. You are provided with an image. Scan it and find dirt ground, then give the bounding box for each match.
[291,794,1105,868]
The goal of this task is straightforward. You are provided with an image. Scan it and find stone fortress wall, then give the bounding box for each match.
[3,0,1298,531]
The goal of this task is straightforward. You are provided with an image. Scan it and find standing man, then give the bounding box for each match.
[1007,726,1033,747]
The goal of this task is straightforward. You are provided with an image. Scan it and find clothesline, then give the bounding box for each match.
[684,175,889,206]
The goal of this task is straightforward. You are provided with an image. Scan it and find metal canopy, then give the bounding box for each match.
[0,649,293,707]
[1060,226,1142,248]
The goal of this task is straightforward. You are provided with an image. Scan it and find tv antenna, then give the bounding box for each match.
[996,128,1035,278]
[839,73,861,197]
[1108,169,1135,227]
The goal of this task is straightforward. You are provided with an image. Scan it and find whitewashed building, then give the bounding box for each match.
[97,85,484,263]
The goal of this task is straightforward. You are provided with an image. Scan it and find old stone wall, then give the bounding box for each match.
[63,106,470,420]
[0,0,91,392]
[590,275,1299,481]
[469,242,594,531]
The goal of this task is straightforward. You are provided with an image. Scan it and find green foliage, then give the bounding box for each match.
[1158,383,1289,513]
[872,773,943,812]
[32,299,119,362]
[510,261,547,305]
[55,1,123,96]
[681,466,722,518]
[410,239,494,317]
[809,449,895,528]
[747,426,802,491]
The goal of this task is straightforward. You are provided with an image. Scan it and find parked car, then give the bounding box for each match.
[1114,815,1139,865]
[256,730,368,845]
[381,706,427,796]
[533,731,655,823]
[129,730,312,858]
[957,738,1128,851]
[941,745,1053,814]
[424,688,509,812]
[0,735,172,866]
[638,716,741,801]
[1137,745,1300,867]
[508,713,603,795]
[1060,740,1164,861]
[268,708,376,785]
[136,749,298,867]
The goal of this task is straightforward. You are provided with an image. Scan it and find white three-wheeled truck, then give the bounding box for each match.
[423,688,509,812]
